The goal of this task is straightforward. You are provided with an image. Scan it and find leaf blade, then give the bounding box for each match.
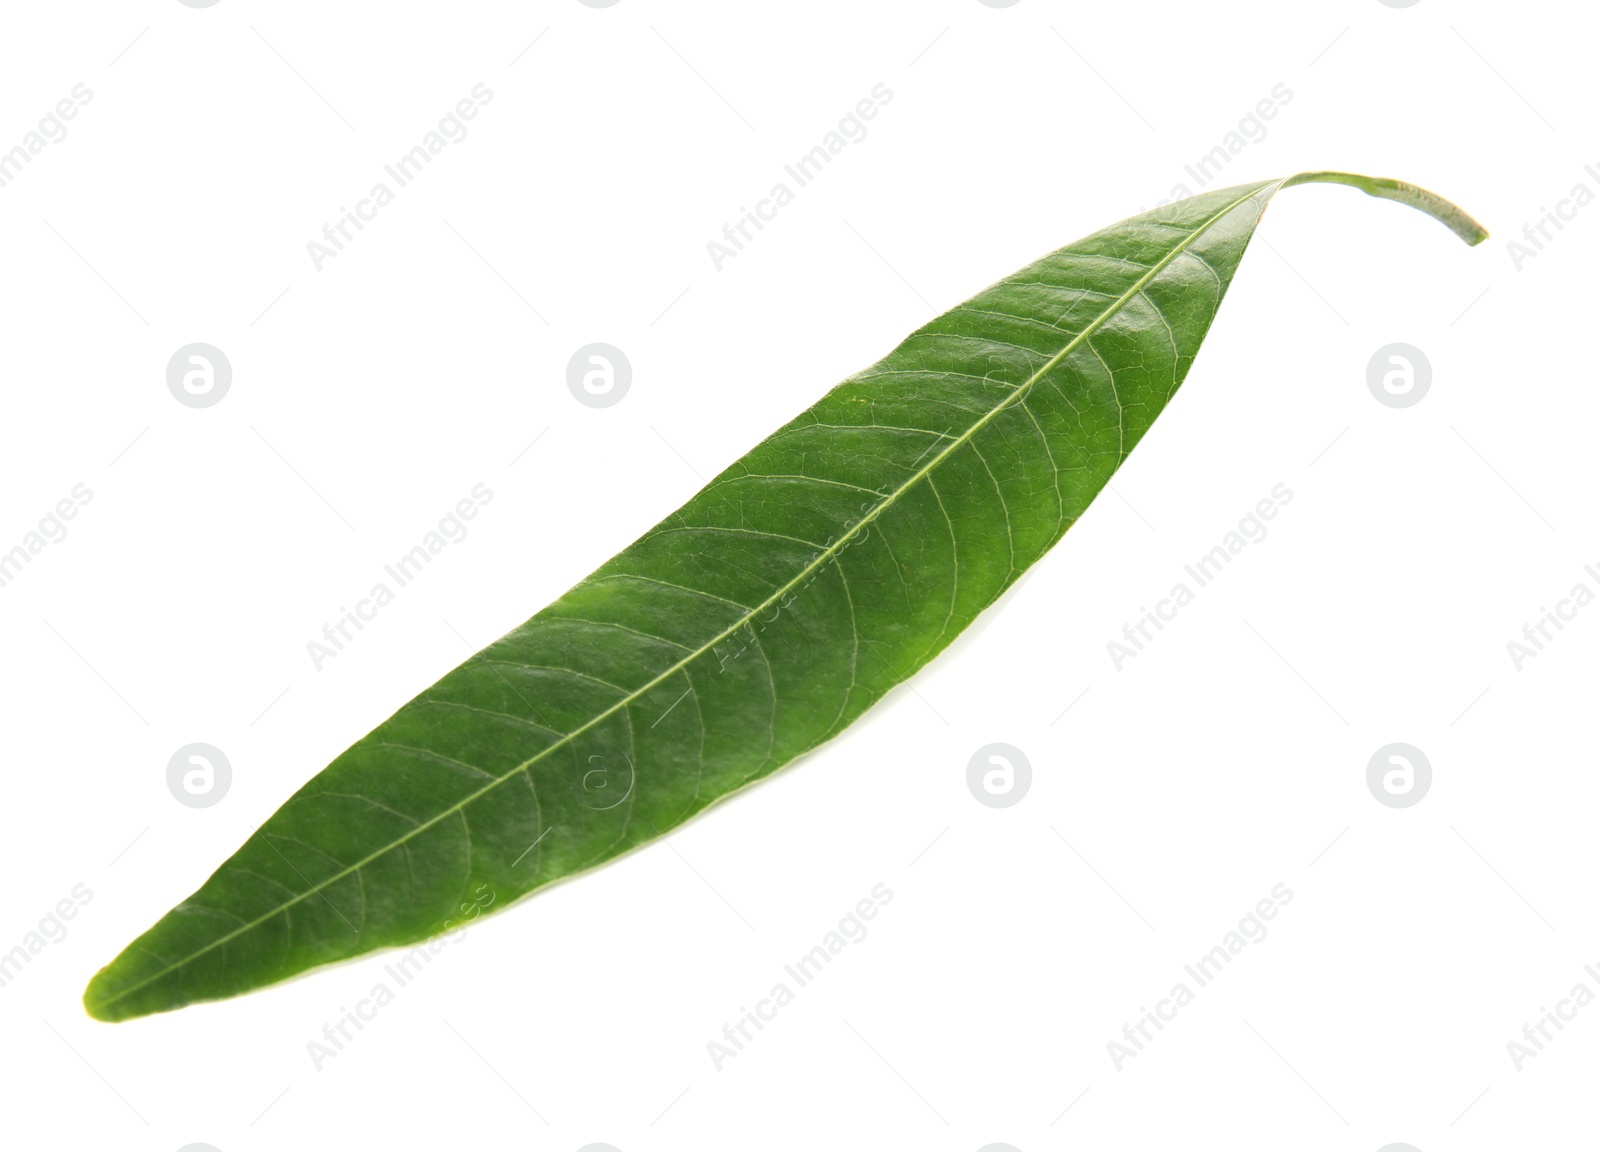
[85,173,1483,1020]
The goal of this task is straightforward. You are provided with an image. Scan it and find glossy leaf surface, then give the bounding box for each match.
[85,172,1484,1020]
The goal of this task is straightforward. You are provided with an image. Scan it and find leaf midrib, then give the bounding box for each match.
[91,182,1271,1013]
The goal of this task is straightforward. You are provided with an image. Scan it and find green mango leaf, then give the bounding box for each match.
[86,172,1485,1021]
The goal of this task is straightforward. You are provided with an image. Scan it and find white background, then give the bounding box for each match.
[0,1,1593,1149]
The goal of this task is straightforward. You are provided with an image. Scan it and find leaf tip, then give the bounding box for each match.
[82,962,136,1023]
[81,981,115,1023]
